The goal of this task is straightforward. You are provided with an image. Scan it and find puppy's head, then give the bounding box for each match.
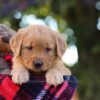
[10,25,66,72]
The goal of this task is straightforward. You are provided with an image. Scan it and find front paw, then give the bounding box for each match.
[11,67,30,85]
[46,69,64,86]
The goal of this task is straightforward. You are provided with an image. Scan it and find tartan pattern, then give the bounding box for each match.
[0,74,77,100]
[0,53,12,75]
[0,54,78,100]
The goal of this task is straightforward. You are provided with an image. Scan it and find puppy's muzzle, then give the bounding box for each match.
[33,59,43,69]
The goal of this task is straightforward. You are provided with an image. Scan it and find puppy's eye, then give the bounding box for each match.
[27,46,33,50]
[45,48,52,52]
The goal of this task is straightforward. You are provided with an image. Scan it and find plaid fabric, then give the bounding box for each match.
[0,74,77,100]
[0,52,12,75]
[0,54,78,100]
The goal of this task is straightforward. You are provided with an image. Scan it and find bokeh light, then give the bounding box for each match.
[14,11,22,19]
[62,45,78,66]
[95,1,100,10]
[97,17,100,30]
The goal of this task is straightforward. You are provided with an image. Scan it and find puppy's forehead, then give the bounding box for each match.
[27,25,54,37]
[22,25,56,46]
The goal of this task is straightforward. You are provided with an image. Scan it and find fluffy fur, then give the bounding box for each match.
[10,25,71,86]
[0,24,15,52]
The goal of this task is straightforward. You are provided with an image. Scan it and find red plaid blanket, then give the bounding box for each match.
[0,74,77,100]
[0,54,77,100]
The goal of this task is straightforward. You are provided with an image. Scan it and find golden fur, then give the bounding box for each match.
[10,25,71,86]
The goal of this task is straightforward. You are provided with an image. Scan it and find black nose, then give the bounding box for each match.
[33,59,43,68]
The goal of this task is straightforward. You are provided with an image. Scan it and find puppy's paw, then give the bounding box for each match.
[46,69,64,86]
[11,67,30,85]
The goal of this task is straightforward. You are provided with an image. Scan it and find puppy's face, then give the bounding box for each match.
[21,30,56,72]
[10,25,66,72]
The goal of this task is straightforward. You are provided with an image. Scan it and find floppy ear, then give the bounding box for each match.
[10,32,23,57]
[55,33,67,59]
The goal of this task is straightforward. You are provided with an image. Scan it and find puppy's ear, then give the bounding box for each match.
[10,31,23,57]
[55,33,67,59]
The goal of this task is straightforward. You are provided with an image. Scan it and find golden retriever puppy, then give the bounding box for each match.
[10,25,71,86]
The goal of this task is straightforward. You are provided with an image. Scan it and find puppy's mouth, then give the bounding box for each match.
[32,65,48,73]
[33,67,42,72]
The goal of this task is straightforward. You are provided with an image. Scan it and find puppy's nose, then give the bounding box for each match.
[33,59,43,68]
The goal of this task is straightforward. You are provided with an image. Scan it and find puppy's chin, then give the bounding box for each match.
[27,66,45,72]
[33,68,42,72]
[29,69,46,75]
[33,67,48,72]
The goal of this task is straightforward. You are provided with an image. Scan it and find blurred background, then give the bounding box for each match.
[0,0,100,100]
